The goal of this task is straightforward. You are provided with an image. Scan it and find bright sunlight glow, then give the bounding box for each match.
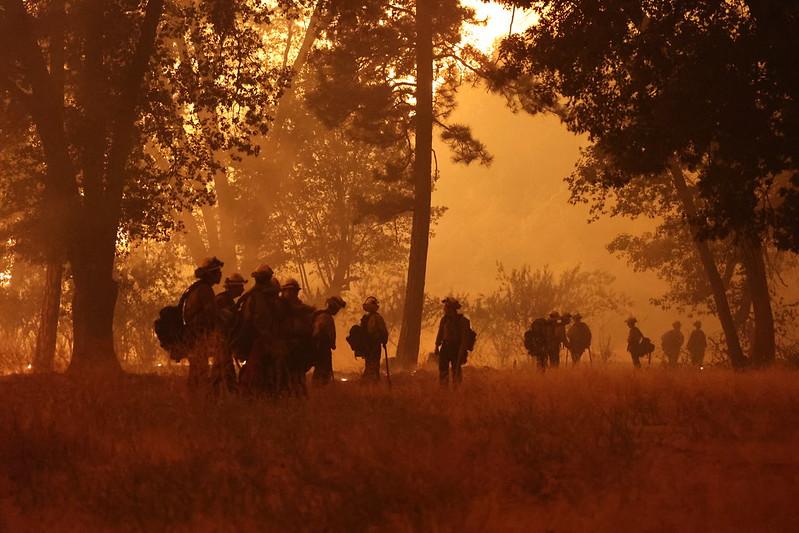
[461,0,538,53]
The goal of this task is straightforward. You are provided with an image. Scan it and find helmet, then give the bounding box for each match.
[281,278,301,291]
[442,297,461,309]
[625,316,637,325]
[672,321,682,329]
[573,312,582,320]
[549,311,560,318]
[327,296,346,309]
[693,320,702,328]
[251,264,274,280]
[195,256,224,278]
[363,296,379,311]
[224,273,247,287]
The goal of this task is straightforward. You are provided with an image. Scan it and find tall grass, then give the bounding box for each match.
[1,367,798,532]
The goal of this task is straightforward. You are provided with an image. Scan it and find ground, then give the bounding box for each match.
[1,367,798,532]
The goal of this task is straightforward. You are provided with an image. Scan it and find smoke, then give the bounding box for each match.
[427,85,680,355]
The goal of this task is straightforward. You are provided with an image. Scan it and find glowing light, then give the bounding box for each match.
[461,0,539,53]
[26,364,32,371]
[339,378,349,382]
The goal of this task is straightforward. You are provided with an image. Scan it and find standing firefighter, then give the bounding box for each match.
[312,296,346,386]
[687,320,707,367]
[281,278,316,396]
[661,321,685,367]
[238,265,286,395]
[626,317,653,368]
[566,313,592,364]
[359,296,388,382]
[434,297,474,386]
[183,257,224,390]
[216,273,247,316]
[211,273,247,395]
[524,317,550,370]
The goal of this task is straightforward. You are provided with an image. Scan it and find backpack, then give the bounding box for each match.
[153,281,202,361]
[639,336,655,356]
[524,318,548,355]
[346,323,369,358]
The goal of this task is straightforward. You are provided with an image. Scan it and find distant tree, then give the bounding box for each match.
[272,122,413,300]
[466,263,627,365]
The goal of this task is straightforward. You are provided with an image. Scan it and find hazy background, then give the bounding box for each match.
[425,86,674,352]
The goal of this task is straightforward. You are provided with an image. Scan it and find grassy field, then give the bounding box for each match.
[1,366,798,532]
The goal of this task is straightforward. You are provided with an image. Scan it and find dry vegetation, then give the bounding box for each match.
[2,367,799,532]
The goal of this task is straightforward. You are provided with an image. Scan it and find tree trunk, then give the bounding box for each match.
[739,235,775,365]
[396,0,433,368]
[669,161,747,368]
[181,211,209,265]
[213,171,239,272]
[67,229,121,375]
[33,259,64,372]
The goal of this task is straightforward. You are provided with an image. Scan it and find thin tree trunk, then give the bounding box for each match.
[33,259,63,372]
[201,205,221,254]
[181,211,209,265]
[739,235,775,365]
[213,171,239,272]
[396,0,433,368]
[734,289,752,329]
[32,0,66,373]
[669,161,747,368]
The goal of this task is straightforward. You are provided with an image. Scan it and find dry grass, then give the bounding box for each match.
[1,366,798,532]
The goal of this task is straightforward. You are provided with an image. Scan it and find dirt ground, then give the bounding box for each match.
[1,366,798,532]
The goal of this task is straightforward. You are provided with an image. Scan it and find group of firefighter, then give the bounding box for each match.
[175,256,476,395]
[523,313,708,370]
[173,256,711,395]
[523,311,592,369]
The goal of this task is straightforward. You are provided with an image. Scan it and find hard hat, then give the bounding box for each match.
[442,297,461,309]
[195,256,224,277]
[327,296,346,309]
[251,264,274,279]
[224,273,247,286]
[281,278,301,291]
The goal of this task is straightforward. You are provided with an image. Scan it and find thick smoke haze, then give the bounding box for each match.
[428,86,674,351]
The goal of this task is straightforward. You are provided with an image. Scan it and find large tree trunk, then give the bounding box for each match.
[669,161,747,368]
[68,232,121,375]
[33,259,64,372]
[739,236,775,365]
[396,0,433,368]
